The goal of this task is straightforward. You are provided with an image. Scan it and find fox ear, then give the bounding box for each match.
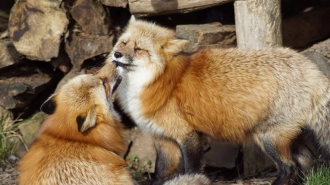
[77,105,97,133]
[129,15,136,23]
[40,95,56,115]
[163,39,189,54]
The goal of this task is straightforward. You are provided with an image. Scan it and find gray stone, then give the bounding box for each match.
[0,73,52,109]
[243,142,274,177]
[125,127,156,173]
[15,112,46,157]
[302,38,330,61]
[65,33,114,70]
[0,39,24,69]
[202,141,239,169]
[69,0,112,35]
[8,0,69,61]
[303,52,330,78]
[176,23,236,53]
[283,5,330,48]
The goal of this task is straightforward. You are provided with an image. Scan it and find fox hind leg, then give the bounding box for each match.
[255,133,296,185]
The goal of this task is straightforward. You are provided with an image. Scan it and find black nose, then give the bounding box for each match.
[114,52,122,58]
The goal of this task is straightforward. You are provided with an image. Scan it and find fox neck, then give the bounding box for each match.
[38,116,126,155]
[117,54,189,119]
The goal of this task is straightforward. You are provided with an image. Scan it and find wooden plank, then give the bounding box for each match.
[128,0,234,17]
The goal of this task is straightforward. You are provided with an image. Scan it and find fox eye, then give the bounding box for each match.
[135,48,148,55]
[118,42,126,48]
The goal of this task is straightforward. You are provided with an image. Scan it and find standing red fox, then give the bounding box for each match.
[18,65,136,185]
[103,17,330,185]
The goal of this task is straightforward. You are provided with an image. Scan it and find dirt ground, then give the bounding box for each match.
[0,154,277,185]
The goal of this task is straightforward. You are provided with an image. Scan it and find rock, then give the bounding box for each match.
[202,141,239,169]
[283,5,330,48]
[54,68,86,92]
[68,0,112,35]
[64,32,113,73]
[176,23,236,53]
[0,10,10,33]
[0,60,54,110]
[0,74,52,110]
[243,142,274,177]
[101,0,128,8]
[303,52,330,77]
[0,105,14,126]
[0,39,24,69]
[125,127,156,173]
[15,112,46,158]
[8,0,69,61]
[302,38,330,61]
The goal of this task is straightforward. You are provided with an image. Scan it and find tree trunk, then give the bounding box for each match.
[234,0,283,177]
[234,0,282,49]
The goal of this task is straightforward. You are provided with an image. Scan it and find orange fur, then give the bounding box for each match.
[106,18,330,185]
[18,73,134,185]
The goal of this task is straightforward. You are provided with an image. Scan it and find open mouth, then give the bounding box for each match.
[112,75,122,95]
[112,60,134,69]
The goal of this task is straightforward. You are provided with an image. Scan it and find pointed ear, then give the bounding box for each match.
[76,105,97,133]
[40,95,56,115]
[163,39,189,54]
[129,15,136,23]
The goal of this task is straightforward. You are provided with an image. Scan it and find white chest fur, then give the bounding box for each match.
[116,68,165,136]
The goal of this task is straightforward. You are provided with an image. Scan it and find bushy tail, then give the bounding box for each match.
[163,174,211,185]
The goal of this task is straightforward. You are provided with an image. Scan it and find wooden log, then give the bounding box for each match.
[234,0,282,49]
[101,0,128,8]
[129,0,234,17]
[176,23,236,53]
[234,0,282,176]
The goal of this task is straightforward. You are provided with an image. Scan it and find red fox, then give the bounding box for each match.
[18,66,135,185]
[102,17,330,185]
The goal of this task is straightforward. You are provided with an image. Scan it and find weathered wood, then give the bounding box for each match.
[234,0,282,176]
[129,0,234,17]
[176,23,236,53]
[8,0,69,61]
[101,0,128,8]
[234,0,282,49]
[283,5,330,48]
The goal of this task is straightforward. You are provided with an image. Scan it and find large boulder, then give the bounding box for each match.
[8,0,69,61]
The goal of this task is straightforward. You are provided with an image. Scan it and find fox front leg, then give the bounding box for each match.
[152,137,184,185]
[178,131,204,174]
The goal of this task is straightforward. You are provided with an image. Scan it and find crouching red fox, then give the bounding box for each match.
[18,64,211,185]
[18,65,135,185]
[103,17,330,185]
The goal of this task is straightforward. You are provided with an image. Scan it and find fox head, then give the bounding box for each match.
[39,64,124,153]
[110,16,189,83]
